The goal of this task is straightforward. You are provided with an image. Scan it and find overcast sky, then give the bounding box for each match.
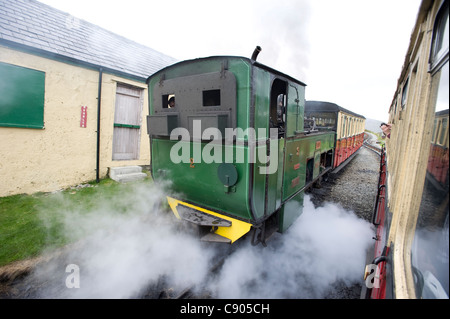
[39,0,422,121]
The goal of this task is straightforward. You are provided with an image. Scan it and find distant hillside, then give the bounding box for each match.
[365,118,384,133]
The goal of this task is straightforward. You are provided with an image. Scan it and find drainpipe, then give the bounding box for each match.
[96,68,103,183]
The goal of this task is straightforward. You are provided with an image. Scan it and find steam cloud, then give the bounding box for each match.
[29,182,214,298]
[252,0,311,82]
[30,182,373,299]
[212,197,374,298]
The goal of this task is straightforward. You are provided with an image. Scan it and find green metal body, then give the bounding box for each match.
[147,56,335,232]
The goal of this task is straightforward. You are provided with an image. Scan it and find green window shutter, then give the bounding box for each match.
[0,62,45,129]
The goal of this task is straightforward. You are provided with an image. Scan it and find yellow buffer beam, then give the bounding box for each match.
[166,196,252,243]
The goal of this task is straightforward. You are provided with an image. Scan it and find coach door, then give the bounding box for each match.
[112,83,144,160]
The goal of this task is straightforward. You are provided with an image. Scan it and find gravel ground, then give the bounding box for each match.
[307,146,381,298]
[308,146,380,222]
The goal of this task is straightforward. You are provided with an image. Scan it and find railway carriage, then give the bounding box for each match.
[364,0,449,299]
[305,101,366,170]
[146,49,336,245]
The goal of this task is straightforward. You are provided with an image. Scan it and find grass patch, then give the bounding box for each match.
[0,178,153,267]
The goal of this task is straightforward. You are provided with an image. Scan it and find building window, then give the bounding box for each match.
[0,62,45,129]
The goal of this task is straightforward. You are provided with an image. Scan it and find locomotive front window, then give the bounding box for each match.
[162,94,176,108]
[203,89,221,107]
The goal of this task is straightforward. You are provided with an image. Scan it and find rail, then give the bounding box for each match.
[363,141,383,156]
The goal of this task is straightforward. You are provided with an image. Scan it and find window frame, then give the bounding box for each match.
[429,0,449,75]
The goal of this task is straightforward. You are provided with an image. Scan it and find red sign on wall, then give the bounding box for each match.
[80,106,87,128]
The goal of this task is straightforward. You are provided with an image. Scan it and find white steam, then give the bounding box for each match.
[210,196,374,298]
[33,182,215,298]
[32,183,373,299]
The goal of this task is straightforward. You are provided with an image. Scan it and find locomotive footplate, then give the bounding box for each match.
[166,196,252,244]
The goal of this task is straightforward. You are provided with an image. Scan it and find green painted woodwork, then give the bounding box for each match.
[282,132,335,201]
[114,123,140,129]
[0,62,45,129]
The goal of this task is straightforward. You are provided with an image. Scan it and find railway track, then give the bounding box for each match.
[363,131,383,156]
[363,142,383,156]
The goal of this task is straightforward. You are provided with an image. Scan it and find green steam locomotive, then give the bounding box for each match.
[146,47,364,245]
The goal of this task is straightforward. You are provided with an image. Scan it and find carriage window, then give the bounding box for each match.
[430,1,449,70]
[434,62,449,113]
[345,117,349,137]
[203,89,221,107]
[432,118,438,143]
[304,112,336,129]
[162,94,176,108]
[438,117,448,145]
[401,78,409,109]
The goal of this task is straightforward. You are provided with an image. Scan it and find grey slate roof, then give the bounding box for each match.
[0,0,178,80]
